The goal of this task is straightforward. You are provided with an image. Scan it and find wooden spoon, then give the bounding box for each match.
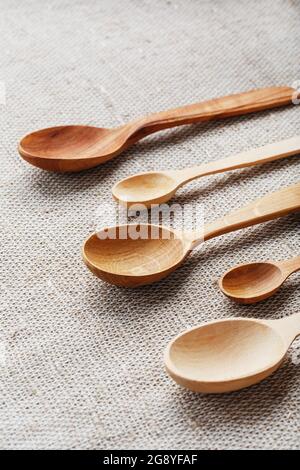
[18,86,296,172]
[164,313,300,393]
[112,136,300,207]
[82,182,300,287]
[219,255,300,304]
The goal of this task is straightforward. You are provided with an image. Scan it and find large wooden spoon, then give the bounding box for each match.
[113,136,300,207]
[164,313,300,393]
[219,255,300,304]
[83,182,300,287]
[19,86,296,172]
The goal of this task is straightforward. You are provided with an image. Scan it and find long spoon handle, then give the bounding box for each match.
[277,255,300,275]
[175,136,300,185]
[135,86,296,137]
[199,182,300,244]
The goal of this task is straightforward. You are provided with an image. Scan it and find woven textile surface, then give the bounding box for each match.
[1,0,300,449]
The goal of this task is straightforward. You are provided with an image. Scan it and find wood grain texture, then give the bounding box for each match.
[19,86,297,172]
[82,225,187,288]
[219,255,300,304]
[164,313,300,393]
[202,181,300,242]
[83,182,300,287]
[112,136,300,207]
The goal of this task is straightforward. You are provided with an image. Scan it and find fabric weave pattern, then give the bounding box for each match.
[0,0,299,449]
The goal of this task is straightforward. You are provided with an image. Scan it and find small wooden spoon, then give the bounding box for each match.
[83,182,300,287]
[164,313,300,393]
[18,86,296,172]
[113,136,300,207]
[219,255,300,304]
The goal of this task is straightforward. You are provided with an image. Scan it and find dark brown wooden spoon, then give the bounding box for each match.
[19,86,296,172]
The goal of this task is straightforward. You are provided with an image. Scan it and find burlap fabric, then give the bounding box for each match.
[0,0,299,449]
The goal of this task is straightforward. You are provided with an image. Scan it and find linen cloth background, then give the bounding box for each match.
[0,0,300,449]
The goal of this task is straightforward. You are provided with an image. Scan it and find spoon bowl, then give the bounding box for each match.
[220,255,300,304]
[19,125,131,172]
[112,172,178,206]
[220,262,284,304]
[165,317,289,393]
[82,225,188,287]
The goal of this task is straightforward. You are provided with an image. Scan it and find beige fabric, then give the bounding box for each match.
[0,0,300,449]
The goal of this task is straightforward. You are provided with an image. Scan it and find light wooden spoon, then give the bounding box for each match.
[83,182,300,287]
[18,86,296,172]
[219,255,300,304]
[164,313,300,393]
[113,136,300,207]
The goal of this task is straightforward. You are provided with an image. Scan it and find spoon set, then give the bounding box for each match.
[18,85,300,393]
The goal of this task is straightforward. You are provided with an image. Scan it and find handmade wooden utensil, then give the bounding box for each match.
[19,86,296,172]
[82,182,300,287]
[164,313,300,393]
[112,136,300,207]
[219,255,300,304]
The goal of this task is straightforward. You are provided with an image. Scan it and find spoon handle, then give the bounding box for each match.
[277,255,300,275]
[137,86,296,135]
[176,136,300,185]
[272,312,300,343]
[199,182,300,244]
